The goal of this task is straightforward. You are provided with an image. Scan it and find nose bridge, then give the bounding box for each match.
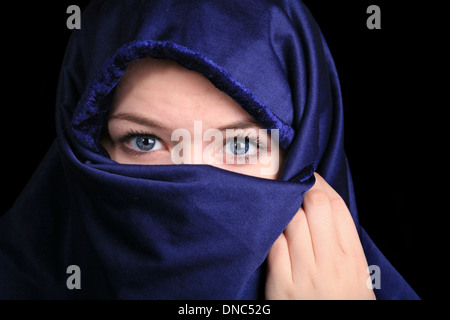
[170,120,221,165]
[192,120,205,164]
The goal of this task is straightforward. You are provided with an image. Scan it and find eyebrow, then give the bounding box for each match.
[108,113,168,131]
[216,118,263,131]
[108,112,263,131]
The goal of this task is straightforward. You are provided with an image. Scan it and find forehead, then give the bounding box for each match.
[110,57,260,129]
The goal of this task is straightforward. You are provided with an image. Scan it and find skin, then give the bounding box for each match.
[102,57,281,179]
[266,173,375,300]
[102,57,375,300]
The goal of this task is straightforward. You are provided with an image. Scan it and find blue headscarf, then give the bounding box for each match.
[0,0,418,299]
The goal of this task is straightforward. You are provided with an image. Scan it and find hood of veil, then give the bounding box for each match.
[0,0,418,299]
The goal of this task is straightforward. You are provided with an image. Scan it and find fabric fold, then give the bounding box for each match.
[0,0,419,299]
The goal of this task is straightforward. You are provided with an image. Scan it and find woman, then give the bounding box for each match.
[0,0,418,299]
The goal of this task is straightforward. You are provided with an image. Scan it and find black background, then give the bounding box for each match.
[1,1,436,300]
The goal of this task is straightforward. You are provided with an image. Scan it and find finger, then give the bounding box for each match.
[314,173,364,257]
[266,232,292,285]
[284,206,315,271]
[302,173,340,260]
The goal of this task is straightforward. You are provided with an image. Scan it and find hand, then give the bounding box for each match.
[265,173,376,300]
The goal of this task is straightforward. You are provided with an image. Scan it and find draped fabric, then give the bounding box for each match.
[0,0,419,299]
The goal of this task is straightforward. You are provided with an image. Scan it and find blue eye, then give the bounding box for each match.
[226,137,256,156]
[129,135,163,152]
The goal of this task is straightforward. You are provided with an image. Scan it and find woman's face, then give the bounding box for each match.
[102,58,283,179]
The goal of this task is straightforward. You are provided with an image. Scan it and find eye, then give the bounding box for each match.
[225,137,257,156]
[128,135,163,152]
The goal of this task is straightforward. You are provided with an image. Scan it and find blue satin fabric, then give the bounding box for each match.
[0,0,419,299]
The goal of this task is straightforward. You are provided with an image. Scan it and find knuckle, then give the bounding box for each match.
[303,189,329,206]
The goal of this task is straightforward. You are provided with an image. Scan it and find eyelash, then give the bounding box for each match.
[224,132,267,163]
[119,129,162,157]
[119,129,156,143]
[118,129,269,163]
